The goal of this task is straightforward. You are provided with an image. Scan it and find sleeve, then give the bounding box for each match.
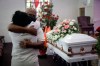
[27,21,40,29]
[37,28,45,41]
[33,21,40,29]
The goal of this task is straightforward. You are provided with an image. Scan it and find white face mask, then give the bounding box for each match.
[27,21,40,29]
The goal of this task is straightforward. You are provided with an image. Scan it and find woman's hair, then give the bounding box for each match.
[12,10,31,27]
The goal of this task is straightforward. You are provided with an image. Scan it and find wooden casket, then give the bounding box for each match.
[47,33,98,63]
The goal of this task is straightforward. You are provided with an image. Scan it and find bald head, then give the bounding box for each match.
[26,8,36,15]
[26,8,37,22]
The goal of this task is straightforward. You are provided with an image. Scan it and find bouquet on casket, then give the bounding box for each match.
[47,19,80,42]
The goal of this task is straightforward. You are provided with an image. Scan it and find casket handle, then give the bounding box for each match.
[91,44,97,54]
[82,58,85,60]
[61,45,63,51]
[67,47,73,57]
[80,47,85,55]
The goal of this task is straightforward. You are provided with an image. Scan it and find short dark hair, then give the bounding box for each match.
[12,10,31,27]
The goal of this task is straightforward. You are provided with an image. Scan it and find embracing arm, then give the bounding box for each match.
[28,41,44,49]
[20,39,44,49]
[8,23,37,35]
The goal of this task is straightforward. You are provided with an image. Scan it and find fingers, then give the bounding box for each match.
[20,41,26,48]
[24,39,31,43]
[20,39,32,48]
[27,27,37,35]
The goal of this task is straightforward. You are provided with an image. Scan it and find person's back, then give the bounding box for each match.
[9,11,40,66]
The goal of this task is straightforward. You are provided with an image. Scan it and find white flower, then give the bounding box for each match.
[68,30,71,33]
[57,24,62,28]
[43,3,48,6]
[73,26,77,30]
[53,35,59,41]
[61,34,64,37]
[47,34,53,40]
[69,21,74,25]
[64,30,66,33]
[43,12,48,15]
[42,12,44,14]
[42,19,45,21]
[63,23,66,26]
[71,19,76,22]
[52,37,55,41]
[55,35,59,38]
[44,7,48,9]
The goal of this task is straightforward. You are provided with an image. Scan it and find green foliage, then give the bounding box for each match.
[96,33,100,55]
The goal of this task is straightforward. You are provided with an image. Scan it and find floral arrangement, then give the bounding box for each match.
[39,2,59,29]
[95,27,100,55]
[47,19,79,42]
[96,27,100,32]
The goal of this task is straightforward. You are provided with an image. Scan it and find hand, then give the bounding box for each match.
[20,39,32,48]
[26,26,37,36]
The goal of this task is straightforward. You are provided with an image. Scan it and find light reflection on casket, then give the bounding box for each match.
[47,32,98,63]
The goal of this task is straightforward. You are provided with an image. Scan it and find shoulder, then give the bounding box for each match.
[38,28,43,32]
[36,18,41,21]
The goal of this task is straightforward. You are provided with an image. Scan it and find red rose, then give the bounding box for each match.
[96,27,100,32]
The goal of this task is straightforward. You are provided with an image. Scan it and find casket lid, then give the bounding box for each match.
[59,33,97,46]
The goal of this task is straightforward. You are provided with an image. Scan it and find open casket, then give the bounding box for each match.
[47,32,98,63]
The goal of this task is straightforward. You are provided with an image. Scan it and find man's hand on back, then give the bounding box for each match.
[26,26,37,36]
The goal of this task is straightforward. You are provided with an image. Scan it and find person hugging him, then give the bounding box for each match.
[9,10,44,66]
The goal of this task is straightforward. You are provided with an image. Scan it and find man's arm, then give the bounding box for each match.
[28,41,44,49]
[20,39,44,49]
[8,23,37,36]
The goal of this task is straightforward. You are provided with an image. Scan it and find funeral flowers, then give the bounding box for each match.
[39,2,59,29]
[47,19,79,42]
[95,27,100,55]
